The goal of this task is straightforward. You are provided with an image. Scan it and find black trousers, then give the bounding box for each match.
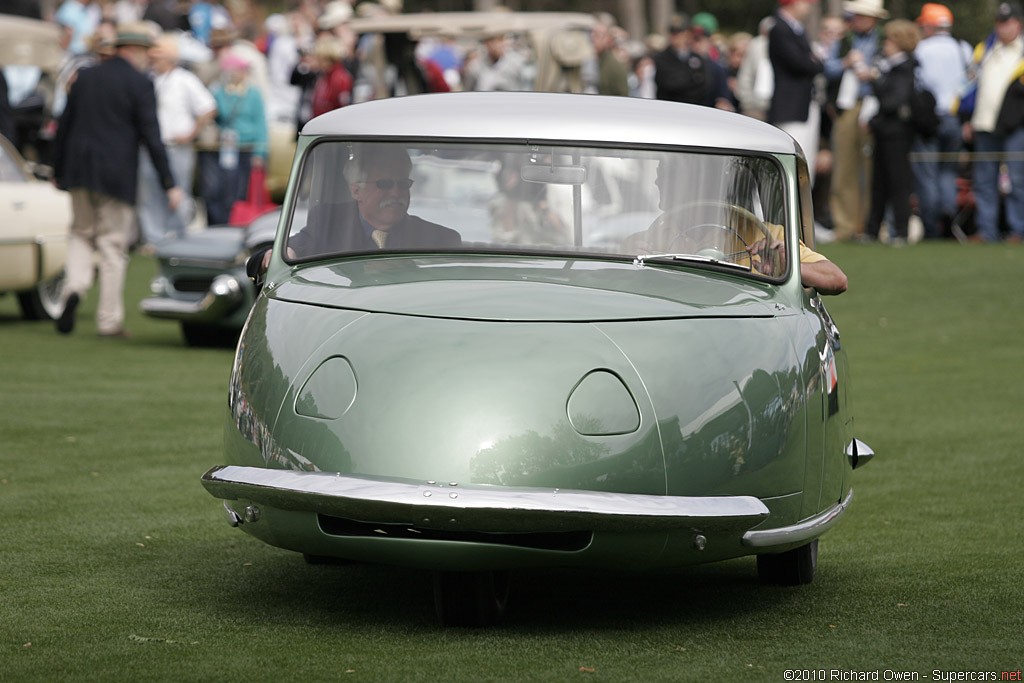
[866,131,914,240]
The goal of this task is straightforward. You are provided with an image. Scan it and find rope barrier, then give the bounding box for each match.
[908,151,1024,162]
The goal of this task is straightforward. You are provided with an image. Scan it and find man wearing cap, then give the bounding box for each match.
[824,0,889,241]
[768,0,825,185]
[914,3,972,240]
[963,2,1024,242]
[654,14,731,109]
[691,12,722,63]
[53,23,184,337]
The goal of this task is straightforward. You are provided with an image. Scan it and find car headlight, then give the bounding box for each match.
[149,275,169,296]
[211,275,242,298]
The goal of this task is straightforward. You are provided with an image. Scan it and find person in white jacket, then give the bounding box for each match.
[137,33,216,247]
[735,16,775,121]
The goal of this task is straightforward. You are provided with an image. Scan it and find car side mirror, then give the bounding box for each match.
[27,162,54,181]
[246,246,272,291]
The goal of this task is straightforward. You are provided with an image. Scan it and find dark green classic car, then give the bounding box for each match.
[201,92,874,626]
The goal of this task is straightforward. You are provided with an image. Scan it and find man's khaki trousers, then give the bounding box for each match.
[829,102,873,240]
[66,189,135,335]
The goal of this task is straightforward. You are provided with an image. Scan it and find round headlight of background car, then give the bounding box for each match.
[210,274,242,299]
[149,275,169,296]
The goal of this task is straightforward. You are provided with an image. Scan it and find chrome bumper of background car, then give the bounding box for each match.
[140,274,244,322]
[201,465,771,534]
[742,489,853,548]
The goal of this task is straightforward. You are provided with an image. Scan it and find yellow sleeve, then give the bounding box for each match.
[765,223,828,264]
[799,240,827,264]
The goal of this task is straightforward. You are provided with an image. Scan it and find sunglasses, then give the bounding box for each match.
[360,178,414,191]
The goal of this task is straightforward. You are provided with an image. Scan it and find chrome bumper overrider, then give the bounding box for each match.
[201,466,771,534]
[742,488,854,548]
[140,274,244,322]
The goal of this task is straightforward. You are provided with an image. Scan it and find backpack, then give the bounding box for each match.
[907,82,940,138]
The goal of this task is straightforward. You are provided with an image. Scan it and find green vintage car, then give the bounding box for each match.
[201,92,873,626]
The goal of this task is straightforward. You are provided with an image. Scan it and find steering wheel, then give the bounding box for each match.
[645,200,774,268]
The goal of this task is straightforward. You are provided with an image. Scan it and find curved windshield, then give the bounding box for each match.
[284,141,790,279]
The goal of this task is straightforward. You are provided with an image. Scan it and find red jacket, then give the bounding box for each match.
[312,63,353,118]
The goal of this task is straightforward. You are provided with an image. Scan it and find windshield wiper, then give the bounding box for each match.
[632,252,750,270]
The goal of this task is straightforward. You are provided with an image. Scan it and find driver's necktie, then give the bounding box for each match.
[371,229,388,248]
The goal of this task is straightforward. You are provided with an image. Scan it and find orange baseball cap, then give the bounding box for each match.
[917,3,953,27]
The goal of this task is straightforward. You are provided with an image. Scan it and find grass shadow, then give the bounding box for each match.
[177,538,808,631]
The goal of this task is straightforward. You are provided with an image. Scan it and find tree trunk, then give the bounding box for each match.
[649,0,674,37]
[618,0,647,40]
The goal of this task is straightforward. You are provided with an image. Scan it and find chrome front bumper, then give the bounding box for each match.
[742,488,854,548]
[140,274,245,323]
[201,465,771,534]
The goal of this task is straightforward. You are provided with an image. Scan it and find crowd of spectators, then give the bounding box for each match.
[2,0,1023,255]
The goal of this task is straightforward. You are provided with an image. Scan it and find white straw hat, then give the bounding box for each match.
[842,0,890,19]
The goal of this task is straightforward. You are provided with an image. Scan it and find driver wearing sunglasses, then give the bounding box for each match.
[275,144,461,265]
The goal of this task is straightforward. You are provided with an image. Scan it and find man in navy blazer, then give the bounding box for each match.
[273,144,460,265]
[768,0,825,183]
[53,23,183,337]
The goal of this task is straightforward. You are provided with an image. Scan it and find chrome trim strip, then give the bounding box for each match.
[202,465,770,534]
[163,256,239,268]
[742,489,853,548]
[34,239,42,287]
[0,234,65,246]
[140,274,244,322]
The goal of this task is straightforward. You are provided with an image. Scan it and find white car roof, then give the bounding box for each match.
[302,92,803,158]
[347,11,596,39]
[0,15,62,71]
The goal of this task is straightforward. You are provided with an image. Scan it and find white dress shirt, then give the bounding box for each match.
[152,67,217,144]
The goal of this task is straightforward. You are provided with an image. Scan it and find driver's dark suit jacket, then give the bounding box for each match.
[288,201,461,258]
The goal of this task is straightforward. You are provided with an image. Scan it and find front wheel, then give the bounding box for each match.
[757,539,818,586]
[17,271,66,320]
[302,553,353,566]
[433,570,510,627]
[181,322,239,348]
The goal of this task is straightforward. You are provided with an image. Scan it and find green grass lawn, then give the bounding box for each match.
[1,246,1021,682]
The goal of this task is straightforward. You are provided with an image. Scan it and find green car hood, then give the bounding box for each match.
[228,257,807,503]
[269,256,778,321]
